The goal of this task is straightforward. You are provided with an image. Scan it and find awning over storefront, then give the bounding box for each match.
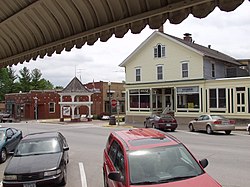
[0,0,244,68]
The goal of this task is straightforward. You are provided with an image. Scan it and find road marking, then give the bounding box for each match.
[178,130,200,135]
[79,162,88,187]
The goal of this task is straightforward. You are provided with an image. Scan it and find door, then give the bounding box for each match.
[193,115,207,131]
[165,95,172,111]
[236,91,245,113]
[5,128,16,152]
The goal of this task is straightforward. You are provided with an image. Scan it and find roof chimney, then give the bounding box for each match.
[183,33,192,42]
[158,25,164,33]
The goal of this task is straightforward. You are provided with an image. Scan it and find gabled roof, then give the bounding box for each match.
[61,77,92,94]
[167,34,240,65]
[120,31,240,67]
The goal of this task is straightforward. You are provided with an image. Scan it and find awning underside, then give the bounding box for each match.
[0,0,244,68]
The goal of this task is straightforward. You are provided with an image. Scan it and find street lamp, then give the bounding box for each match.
[108,81,111,115]
[33,96,38,120]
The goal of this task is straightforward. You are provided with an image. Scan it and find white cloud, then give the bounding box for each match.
[12,1,250,87]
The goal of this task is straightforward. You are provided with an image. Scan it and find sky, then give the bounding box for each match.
[12,1,250,87]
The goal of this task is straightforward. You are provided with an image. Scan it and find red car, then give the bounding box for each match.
[144,114,178,131]
[103,128,221,187]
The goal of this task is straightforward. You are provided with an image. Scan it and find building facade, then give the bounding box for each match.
[4,79,125,120]
[120,31,250,123]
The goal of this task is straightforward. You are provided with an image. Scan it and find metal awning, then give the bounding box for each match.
[0,0,244,68]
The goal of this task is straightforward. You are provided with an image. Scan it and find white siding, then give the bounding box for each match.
[125,34,204,83]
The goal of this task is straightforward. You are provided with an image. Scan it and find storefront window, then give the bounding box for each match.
[177,87,199,109]
[218,89,226,108]
[209,89,216,108]
[129,89,150,110]
[209,88,226,108]
[177,94,199,108]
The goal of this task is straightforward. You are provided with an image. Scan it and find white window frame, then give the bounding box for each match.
[135,67,141,82]
[156,65,163,80]
[49,102,55,113]
[181,61,189,78]
[154,44,166,58]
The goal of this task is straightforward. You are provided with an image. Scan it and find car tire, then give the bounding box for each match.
[189,124,195,132]
[171,128,176,132]
[206,125,213,134]
[0,148,7,163]
[59,166,67,186]
[225,130,231,135]
[103,170,108,187]
[152,124,156,129]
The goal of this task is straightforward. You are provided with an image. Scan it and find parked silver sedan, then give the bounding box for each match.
[188,115,235,135]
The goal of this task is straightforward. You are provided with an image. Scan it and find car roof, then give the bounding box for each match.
[23,131,61,140]
[112,128,181,151]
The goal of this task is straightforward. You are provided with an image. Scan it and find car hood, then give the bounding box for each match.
[5,152,62,174]
[131,173,221,187]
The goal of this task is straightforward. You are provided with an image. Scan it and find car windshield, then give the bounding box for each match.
[128,144,204,185]
[0,130,5,141]
[14,138,61,156]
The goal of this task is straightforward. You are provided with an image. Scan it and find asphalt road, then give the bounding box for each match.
[0,121,249,187]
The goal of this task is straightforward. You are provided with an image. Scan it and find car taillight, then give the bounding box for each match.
[213,120,222,124]
[159,119,164,123]
[229,120,235,124]
[172,119,177,123]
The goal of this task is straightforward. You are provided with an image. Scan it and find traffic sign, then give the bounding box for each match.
[111,99,117,108]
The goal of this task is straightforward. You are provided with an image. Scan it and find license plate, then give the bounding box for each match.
[23,183,36,187]
[166,124,171,127]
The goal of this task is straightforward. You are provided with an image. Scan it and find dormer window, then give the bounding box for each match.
[154,44,165,58]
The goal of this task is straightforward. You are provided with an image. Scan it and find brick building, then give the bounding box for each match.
[4,78,125,120]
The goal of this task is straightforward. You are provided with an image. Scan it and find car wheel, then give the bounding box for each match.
[171,128,176,132]
[0,148,7,163]
[152,124,156,129]
[206,125,213,134]
[189,124,194,132]
[225,130,231,135]
[59,166,67,186]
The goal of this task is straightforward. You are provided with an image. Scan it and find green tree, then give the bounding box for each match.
[0,67,17,101]
[18,67,32,92]
[0,68,9,101]
[6,67,18,93]
[31,68,42,90]
[39,78,54,90]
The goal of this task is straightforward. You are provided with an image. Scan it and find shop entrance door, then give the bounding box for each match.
[164,95,172,111]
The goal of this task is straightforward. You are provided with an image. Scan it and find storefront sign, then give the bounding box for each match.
[177,86,199,94]
[63,106,70,116]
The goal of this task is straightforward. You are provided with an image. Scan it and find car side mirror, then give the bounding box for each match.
[199,158,208,168]
[63,147,69,151]
[108,171,124,183]
[194,118,198,121]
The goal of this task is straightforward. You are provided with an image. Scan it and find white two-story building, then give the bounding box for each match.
[120,31,250,123]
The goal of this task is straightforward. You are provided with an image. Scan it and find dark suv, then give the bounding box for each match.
[103,128,221,187]
[0,113,13,123]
